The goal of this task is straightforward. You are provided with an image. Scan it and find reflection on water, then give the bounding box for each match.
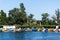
[0,32,60,40]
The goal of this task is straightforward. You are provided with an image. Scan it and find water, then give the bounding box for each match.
[0,32,60,40]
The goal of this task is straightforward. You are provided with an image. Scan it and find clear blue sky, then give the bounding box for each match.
[0,0,60,20]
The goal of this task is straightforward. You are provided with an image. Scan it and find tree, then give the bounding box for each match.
[27,14,34,24]
[41,13,49,25]
[20,3,27,24]
[8,3,27,25]
[0,10,6,25]
[20,3,26,13]
[8,8,19,24]
[55,9,60,24]
[52,9,60,25]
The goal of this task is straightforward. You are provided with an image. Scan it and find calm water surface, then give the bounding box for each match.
[0,32,60,40]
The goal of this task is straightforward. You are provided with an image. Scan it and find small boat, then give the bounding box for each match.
[37,28,41,32]
[32,27,38,32]
[25,28,32,32]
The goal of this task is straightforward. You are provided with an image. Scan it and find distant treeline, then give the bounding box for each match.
[0,3,60,27]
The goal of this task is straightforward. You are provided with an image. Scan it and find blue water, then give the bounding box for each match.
[0,32,60,40]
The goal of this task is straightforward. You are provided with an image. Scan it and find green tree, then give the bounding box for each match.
[41,13,49,25]
[8,8,19,24]
[8,3,27,25]
[20,3,26,13]
[55,9,60,24]
[0,10,6,25]
[27,14,34,24]
[52,9,60,25]
[20,3,27,24]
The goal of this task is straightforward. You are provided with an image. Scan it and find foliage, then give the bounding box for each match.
[0,10,7,25]
[0,3,60,28]
[8,3,27,25]
[41,13,49,25]
[52,9,60,25]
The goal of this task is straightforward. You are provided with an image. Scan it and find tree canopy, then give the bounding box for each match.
[0,3,60,27]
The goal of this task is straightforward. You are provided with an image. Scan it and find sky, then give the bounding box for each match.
[0,0,60,20]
